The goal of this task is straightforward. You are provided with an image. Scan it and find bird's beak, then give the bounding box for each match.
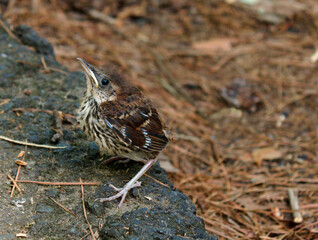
[76,58,99,88]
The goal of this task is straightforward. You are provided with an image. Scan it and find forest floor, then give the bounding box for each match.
[2,0,317,239]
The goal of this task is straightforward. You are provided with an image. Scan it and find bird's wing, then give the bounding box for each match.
[99,88,168,152]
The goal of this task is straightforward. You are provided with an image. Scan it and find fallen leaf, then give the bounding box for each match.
[17,151,25,158]
[252,147,282,166]
[160,160,180,173]
[238,152,253,162]
[210,107,243,120]
[236,196,267,211]
[192,38,237,54]
[15,160,27,166]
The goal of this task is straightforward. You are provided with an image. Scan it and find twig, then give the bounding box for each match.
[87,9,116,25]
[144,174,171,188]
[0,19,19,41]
[16,59,68,74]
[300,203,318,209]
[80,233,91,240]
[40,57,68,74]
[7,175,22,193]
[280,90,317,110]
[10,149,26,196]
[209,138,223,164]
[80,178,96,240]
[51,110,64,143]
[41,56,49,70]
[12,163,21,194]
[0,135,66,149]
[12,108,76,122]
[48,197,77,217]
[205,226,233,240]
[150,49,194,102]
[288,189,303,223]
[16,180,100,186]
[46,67,68,74]
[3,0,16,18]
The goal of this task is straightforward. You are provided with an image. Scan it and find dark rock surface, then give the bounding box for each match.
[0,18,216,239]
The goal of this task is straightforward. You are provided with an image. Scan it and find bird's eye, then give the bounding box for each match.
[101,78,109,86]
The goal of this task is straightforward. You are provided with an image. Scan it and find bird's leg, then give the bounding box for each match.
[98,158,157,207]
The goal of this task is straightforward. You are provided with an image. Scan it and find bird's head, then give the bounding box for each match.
[77,58,123,105]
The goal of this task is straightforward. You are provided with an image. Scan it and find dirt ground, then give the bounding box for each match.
[1,0,317,239]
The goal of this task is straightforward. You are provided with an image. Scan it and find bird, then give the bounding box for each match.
[76,58,169,207]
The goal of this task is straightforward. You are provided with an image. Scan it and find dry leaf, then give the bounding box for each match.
[117,4,146,20]
[238,152,253,162]
[210,108,243,120]
[160,160,180,173]
[15,160,27,166]
[252,147,282,166]
[17,150,25,158]
[192,38,237,54]
[236,196,267,211]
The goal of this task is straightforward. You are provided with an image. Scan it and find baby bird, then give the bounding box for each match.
[76,58,169,207]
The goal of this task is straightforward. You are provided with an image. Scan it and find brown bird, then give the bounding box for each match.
[76,58,169,207]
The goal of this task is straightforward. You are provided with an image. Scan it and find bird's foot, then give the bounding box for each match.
[98,181,142,207]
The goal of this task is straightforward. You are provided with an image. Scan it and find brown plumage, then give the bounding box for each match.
[76,58,169,207]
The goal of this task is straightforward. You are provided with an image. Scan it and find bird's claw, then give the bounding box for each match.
[98,181,142,207]
[108,184,123,192]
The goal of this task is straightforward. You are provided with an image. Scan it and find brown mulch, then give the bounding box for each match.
[2,0,317,239]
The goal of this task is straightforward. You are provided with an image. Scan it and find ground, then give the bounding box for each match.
[0,19,214,240]
[0,0,317,239]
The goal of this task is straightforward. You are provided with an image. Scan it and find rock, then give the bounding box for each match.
[13,24,55,57]
[0,17,217,239]
[101,206,213,239]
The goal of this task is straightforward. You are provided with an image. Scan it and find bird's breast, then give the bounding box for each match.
[77,97,129,156]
